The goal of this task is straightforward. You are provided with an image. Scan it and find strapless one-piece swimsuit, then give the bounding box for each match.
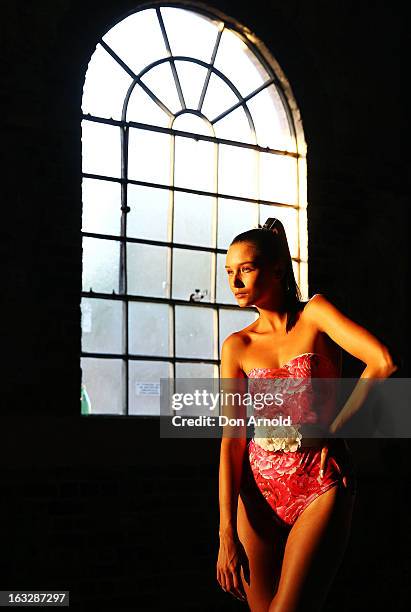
[240,352,357,530]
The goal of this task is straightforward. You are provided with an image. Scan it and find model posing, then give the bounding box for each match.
[216,219,397,611]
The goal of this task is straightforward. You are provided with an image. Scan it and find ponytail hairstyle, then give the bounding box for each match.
[229,218,303,333]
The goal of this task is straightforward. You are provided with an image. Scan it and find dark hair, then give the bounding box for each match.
[230,220,303,333]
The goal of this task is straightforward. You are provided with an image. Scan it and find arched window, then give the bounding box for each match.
[80,3,307,416]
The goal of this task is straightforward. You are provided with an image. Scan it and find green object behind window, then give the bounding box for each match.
[81,383,92,415]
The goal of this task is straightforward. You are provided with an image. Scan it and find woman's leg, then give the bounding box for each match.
[237,492,288,612]
[268,485,356,612]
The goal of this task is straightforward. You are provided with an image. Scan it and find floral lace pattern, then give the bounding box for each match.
[240,355,353,526]
[243,437,344,527]
[247,353,337,452]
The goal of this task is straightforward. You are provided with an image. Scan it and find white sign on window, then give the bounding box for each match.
[135,382,160,396]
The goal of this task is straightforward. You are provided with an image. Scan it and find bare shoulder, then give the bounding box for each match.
[222,317,257,347]
[302,293,332,326]
[221,330,247,355]
[221,331,247,377]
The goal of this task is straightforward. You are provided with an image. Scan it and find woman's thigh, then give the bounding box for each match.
[268,485,356,612]
[237,492,288,612]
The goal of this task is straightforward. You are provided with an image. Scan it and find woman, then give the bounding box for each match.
[216,218,397,611]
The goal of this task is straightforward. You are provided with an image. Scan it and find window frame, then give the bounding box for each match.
[80,2,307,416]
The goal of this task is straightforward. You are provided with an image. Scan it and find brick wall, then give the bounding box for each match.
[1,443,410,610]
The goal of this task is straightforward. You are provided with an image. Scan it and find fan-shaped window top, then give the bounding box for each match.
[80,4,307,416]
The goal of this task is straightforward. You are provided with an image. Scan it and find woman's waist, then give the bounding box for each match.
[249,435,348,454]
[251,422,330,450]
[251,436,326,450]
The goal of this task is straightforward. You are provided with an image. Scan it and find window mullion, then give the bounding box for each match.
[198,25,223,112]
[120,124,129,415]
[156,8,186,110]
[169,128,176,381]
[214,137,220,378]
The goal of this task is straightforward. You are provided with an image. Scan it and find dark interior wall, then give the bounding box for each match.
[1,1,409,610]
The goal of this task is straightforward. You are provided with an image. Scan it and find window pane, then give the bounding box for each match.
[128,128,171,185]
[127,185,169,241]
[259,153,298,205]
[160,7,219,63]
[218,144,258,199]
[247,84,296,152]
[127,243,169,298]
[129,302,170,356]
[141,62,182,115]
[172,249,212,301]
[174,135,215,192]
[82,237,120,293]
[129,360,170,415]
[219,309,258,356]
[173,112,212,135]
[82,178,121,236]
[258,204,298,259]
[173,114,215,193]
[175,363,217,378]
[213,106,254,144]
[214,29,270,97]
[174,61,209,110]
[201,72,238,122]
[298,206,308,260]
[173,192,214,248]
[126,82,170,127]
[299,261,308,300]
[82,120,121,178]
[216,253,236,305]
[81,298,123,354]
[175,306,214,358]
[102,9,167,76]
[81,357,124,414]
[82,43,132,120]
[217,198,258,249]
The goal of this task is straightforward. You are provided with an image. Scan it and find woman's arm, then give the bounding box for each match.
[218,333,247,535]
[307,293,398,433]
[216,333,248,601]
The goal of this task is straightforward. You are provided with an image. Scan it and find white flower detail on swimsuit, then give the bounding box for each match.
[254,425,302,452]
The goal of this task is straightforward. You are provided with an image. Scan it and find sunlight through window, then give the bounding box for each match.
[80,4,307,415]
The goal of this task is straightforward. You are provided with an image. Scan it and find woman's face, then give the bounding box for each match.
[225,241,283,307]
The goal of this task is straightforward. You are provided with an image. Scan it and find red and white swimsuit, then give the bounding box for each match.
[241,353,356,529]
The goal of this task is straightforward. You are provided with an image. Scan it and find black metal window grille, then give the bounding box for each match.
[80,4,306,416]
